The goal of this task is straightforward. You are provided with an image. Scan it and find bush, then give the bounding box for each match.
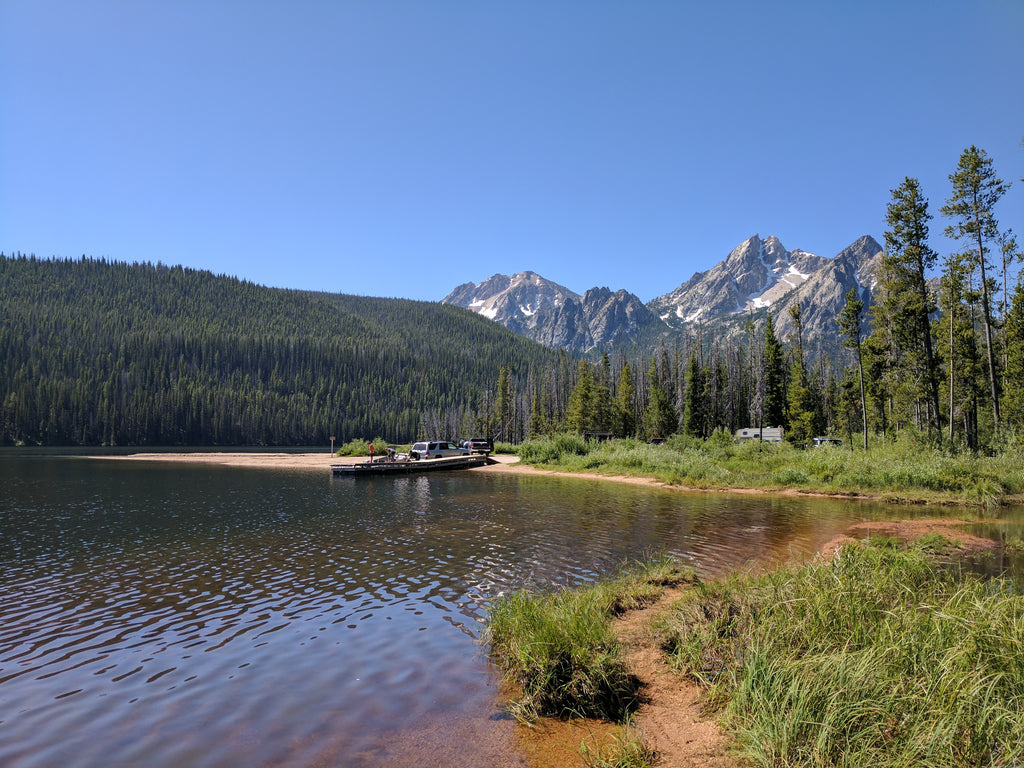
[335,436,390,456]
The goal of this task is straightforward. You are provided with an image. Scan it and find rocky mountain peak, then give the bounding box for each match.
[443,274,657,353]
[442,271,579,331]
[443,233,884,359]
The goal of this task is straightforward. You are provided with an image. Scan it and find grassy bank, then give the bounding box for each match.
[514,432,1024,509]
[658,540,1024,766]
[487,543,1024,767]
[486,557,696,724]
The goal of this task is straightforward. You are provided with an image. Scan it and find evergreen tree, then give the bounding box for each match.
[999,231,1021,332]
[642,356,677,440]
[762,313,786,429]
[564,360,595,433]
[836,369,861,448]
[613,362,636,438]
[682,350,706,437]
[591,353,614,432]
[785,299,818,445]
[786,361,817,446]
[495,366,513,442]
[528,391,546,437]
[941,146,1011,434]
[836,287,869,450]
[1003,281,1024,430]
[881,177,942,443]
[935,252,983,447]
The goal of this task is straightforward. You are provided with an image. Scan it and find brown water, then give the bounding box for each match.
[1,455,1017,767]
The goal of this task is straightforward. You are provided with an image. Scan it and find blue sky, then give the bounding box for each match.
[3,1,1022,302]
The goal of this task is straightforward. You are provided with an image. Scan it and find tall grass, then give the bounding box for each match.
[486,557,695,723]
[513,432,1024,508]
[658,541,1024,767]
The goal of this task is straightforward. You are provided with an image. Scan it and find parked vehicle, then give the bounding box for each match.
[409,440,469,460]
[462,437,492,454]
[812,437,842,447]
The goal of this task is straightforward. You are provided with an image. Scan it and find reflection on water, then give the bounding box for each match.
[0,456,1018,767]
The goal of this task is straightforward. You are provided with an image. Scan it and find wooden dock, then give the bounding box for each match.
[330,454,493,476]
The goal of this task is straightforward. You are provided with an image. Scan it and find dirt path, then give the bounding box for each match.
[613,587,739,768]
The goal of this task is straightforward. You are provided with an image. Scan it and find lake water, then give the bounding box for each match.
[1,455,1020,767]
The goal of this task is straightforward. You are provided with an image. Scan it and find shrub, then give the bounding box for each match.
[335,436,389,456]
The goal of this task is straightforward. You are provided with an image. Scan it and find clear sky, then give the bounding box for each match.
[3,1,1022,303]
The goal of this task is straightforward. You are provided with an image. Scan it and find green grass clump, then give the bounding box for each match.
[658,541,1024,767]
[487,558,695,723]
[771,468,809,486]
[517,432,590,463]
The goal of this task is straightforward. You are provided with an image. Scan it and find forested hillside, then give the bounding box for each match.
[0,254,567,446]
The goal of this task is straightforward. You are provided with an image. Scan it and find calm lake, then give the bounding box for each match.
[2,455,1021,767]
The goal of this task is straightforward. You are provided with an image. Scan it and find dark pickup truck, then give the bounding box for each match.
[462,437,492,454]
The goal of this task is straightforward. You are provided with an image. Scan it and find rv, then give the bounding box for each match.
[734,427,784,443]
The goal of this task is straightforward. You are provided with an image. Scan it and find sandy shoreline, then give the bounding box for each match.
[94,451,527,472]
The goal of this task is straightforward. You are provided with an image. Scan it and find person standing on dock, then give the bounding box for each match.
[368,442,374,463]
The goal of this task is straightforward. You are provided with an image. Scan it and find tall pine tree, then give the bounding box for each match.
[643,356,677,440]
[941,146,1011,434]
[837,287,869,450]
[881,177,942,443]
[762,313,787,430]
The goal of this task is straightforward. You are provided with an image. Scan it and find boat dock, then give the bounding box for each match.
[330,454,494,476]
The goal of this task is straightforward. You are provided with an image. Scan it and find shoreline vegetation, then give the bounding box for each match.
[492,540,1024,768]
[509,432,1024,510]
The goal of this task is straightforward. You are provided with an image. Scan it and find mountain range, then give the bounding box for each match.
[443,234,883,358]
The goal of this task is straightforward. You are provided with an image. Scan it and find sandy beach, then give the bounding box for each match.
[98,451,527,472]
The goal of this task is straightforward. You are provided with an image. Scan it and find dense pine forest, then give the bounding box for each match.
[0,254,567,446]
